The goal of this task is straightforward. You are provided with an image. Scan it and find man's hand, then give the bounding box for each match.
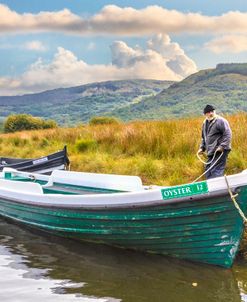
[197,148,204,155]
[216,146,223,153]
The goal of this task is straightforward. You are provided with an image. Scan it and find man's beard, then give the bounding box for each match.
[206,113,216,121]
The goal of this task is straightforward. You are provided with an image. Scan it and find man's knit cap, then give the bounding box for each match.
[203,104,215,114]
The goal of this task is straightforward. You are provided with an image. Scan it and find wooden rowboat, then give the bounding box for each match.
[0,146,70,174]
[0,168,246,268]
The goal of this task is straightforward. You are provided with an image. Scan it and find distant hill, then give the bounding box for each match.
[0,79,172,125]
[1,63,247,125]
[112,63,247,120]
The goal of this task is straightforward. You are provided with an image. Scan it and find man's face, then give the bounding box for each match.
[205,111,215,120]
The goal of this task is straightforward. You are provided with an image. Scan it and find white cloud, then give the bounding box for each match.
[24,40,46,51]
[111,34,197,79]
[87,42,96,50]
[0,40,47,51]
[0,4,82,34]
[147,34,197,77]
[205,35,247,53]
[111,41,147,68]
[0,4,247,36]
[0,34,197,96]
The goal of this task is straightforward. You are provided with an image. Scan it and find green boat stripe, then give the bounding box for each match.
[1,210,237,244]
[0,213,236,233]
[65,229,236,242]
[0,202,240,230]
[163,249,235,256]
[0,210,236,238]
[0,198,240,221]
[109,240,238,250]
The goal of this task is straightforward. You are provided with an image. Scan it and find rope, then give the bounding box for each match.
[196,150,217,165]
[192,150,247,224]
[28,174,36,182]
[192,150,224,183]
[224,175,247,224]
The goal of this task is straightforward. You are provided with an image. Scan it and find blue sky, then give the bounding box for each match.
[3,0,247,14]
[0,0,246,95]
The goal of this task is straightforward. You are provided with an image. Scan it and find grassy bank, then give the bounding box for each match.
[0,112,247,185]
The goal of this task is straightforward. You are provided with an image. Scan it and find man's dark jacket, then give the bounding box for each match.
[200,115,232,156]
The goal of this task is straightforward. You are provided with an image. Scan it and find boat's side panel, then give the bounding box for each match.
[0,188,246,268]
[0,147,69,173]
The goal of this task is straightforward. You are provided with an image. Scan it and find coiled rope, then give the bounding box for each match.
[192,150,224,183]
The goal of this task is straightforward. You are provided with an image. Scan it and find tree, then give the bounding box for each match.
[89,116,121,125]
[4,114,57,133]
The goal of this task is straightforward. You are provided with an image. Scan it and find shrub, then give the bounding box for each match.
[75,138,98,152]
[0,121,4,133]
[39,138,50,148]
[42,119,58,129]
[9,137,28,147]
[89,116,121,126]
[4,114,57,133]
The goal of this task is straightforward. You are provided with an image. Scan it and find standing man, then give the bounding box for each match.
[198,104,232,179]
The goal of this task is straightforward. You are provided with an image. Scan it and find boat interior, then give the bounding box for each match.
[0,168,147,195]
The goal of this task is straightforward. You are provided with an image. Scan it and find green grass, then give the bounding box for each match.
[0,112,246,186]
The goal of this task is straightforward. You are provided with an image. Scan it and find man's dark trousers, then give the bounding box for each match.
[205,150,230,179]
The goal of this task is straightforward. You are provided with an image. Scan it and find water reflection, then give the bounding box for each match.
[0,219,246,302]
[233,262,247,302]
[0,248,118,302]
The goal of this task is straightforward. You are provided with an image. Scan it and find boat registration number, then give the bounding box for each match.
[161,181,208,200]
[33,157,48,165]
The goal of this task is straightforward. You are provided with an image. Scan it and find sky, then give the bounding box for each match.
[0,0,246,96]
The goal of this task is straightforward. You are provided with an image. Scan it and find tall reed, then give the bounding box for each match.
[0,113,246,185]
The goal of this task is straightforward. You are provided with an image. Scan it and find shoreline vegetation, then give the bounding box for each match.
[1,112,247,258]
[1,113,246,185]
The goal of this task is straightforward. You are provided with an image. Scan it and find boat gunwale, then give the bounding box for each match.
[0,187,239,210]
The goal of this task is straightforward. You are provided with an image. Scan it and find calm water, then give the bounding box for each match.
[1,219,247,302]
